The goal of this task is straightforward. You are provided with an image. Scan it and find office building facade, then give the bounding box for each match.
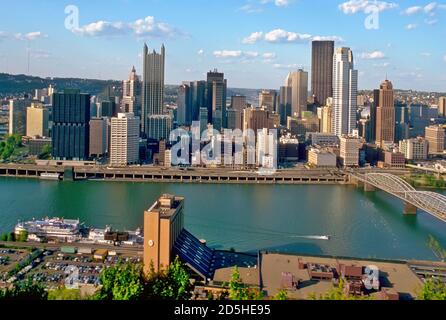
[110,113,140,166]
[375,80,395,148]
[52,90,90,161]
[26,102,49,138]
[311,40,334,106]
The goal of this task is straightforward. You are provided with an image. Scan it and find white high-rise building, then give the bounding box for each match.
[285,69,308,118]
[110,113,140,166]
[256,128,277,169]
[333,47,358,136]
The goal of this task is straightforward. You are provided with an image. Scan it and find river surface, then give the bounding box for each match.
[0,177,445,261]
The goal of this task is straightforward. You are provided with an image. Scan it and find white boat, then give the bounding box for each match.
[40,172,61,180]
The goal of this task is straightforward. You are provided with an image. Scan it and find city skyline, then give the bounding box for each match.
[0,0,445,91]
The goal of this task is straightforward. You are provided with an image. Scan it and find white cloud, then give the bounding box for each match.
[339,0,398,14]
[402,6,422,15]
[273,63,302,69]
[361,51,386,59]
[197,49,204,55]
[14,31,46,41]
[420,52,432,57]
[238,4,263,14]
[406,23,418,30]
[28,49,51,59]
[243,29,343,44]
[213,50,243,58]
[274,0,291,7]
[373,62,390,67]
[425,18,438,25]
[262,52,276,59]
[72,16,182,38]
[424,2,437,13]
[242,31,264,44]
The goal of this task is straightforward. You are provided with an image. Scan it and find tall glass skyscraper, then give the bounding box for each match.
[52,89,91,161]
[142,44,165,136]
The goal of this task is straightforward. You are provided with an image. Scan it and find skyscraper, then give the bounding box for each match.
[332,47,358,136]
[89,117,109,159]
[425,125,445,154]
[231,95,247,112]
[52,90,90,161]
[110,113,140,166]
[285,70,308,118]
[147,115,172,141]
[375,79,395,148]
[279,86,292,126]
[9,97,31,135]
[176,84,191,126]
[439,97,446,118]
[312,41,334,106]
[142,44,165,136]
[207,69,227,128]
[259,90,277,112]
[121,66,142,118]
[26,102,49,138]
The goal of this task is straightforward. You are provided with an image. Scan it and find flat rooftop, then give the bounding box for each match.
[147,194,184,218]
[260,252,423,300]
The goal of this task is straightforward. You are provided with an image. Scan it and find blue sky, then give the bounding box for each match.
[0,0,445,91]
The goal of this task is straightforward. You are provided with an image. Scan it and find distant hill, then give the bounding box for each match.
[0,73,121,98]
[0,73,262,105]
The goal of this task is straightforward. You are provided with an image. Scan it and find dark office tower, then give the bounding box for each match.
[279,86,292,126]
[311,41,334,106]
[100,100,117,118]
[142,43,165,136]
[191,81,206,121]
[206,69,227,127]
[395,102,409,142]
[369,89,379,143]
[177,84,191,126]
[52,89,91,161]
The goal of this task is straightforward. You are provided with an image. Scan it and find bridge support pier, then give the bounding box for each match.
[364,182,376,192]
[403,202,417,215]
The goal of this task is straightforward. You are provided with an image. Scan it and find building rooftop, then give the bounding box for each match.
[147,194,184,218]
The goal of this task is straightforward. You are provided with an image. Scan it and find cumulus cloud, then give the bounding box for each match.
[262,52,276,59]
[406,23,418,30]
[339,0,398,14]
[360,51,386,59]
[242,31,264,44]
[197,49,204,55]
[71,16,182,38]
[420,52,432,57]
[213,50,243,58]
[402,2,443,16]
[243,29,343,44]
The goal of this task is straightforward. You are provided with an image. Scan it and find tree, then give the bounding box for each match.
[273,289,288,301]
[38,144,52,160]
[17,231,28,242]
[95,261,145,300]
[418,278,446,300]
[228,267,264,301]
[0,233,7,241]
[145,256,193,300]
[0,278,47,300]
[6,233,14,242]
[427,236,446,262]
